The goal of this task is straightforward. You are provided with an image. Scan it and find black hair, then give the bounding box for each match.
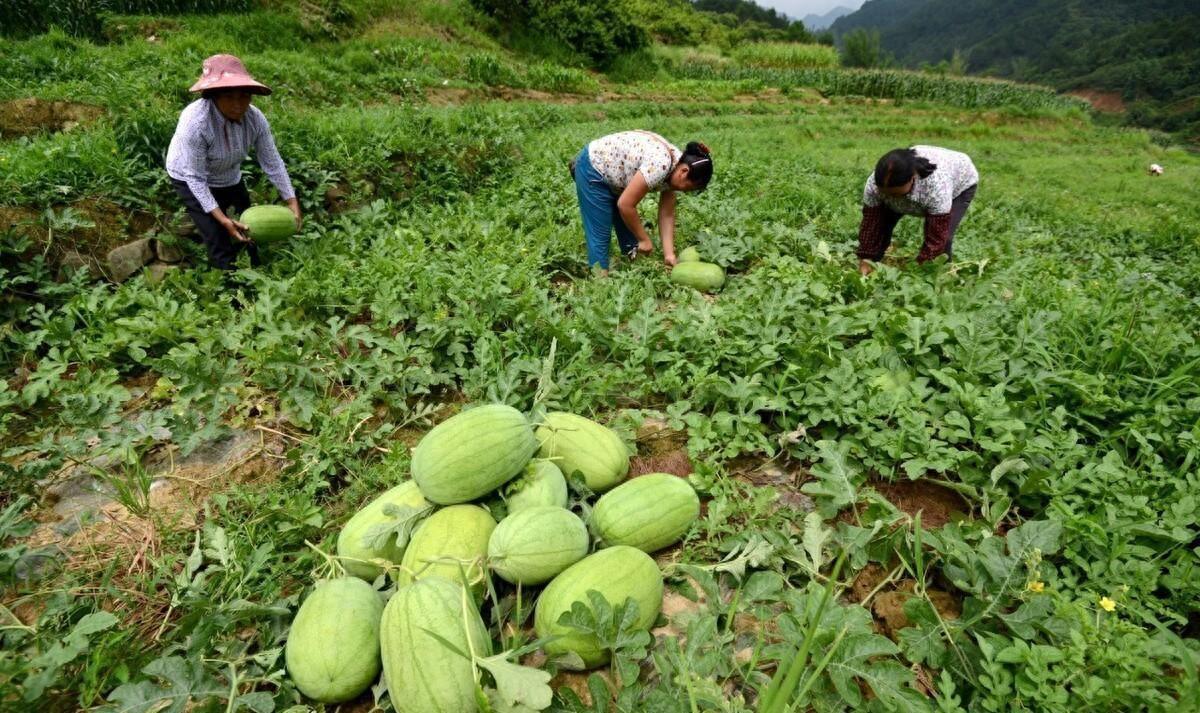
[874,148,937,189]
[678,141,713,191]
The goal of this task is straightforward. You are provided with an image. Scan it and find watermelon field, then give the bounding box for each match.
[2,2,1200,712]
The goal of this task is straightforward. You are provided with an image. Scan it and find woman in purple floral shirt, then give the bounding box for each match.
[166,54,301,270]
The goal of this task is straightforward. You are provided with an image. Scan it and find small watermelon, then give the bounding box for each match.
[677,246,701,263]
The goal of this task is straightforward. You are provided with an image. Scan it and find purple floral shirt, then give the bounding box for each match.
[165,98,294,214]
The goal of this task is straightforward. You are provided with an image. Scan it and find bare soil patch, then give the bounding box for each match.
[870,479,967,529]
[731,456,815,514]
[1070,89,1127,114]
[871,584,961,639]
[0,199,157,274]
[0,98,104,139]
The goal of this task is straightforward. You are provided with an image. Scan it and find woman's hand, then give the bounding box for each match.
[664,251,678,266]
[858,259,874,276]
[286,197,303,231]
[222,216,251,243]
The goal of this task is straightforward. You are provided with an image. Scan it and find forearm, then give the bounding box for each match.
[658,195,676,258]
[856,205,887,261]
[618,203,652,245]
[919,214,952,262]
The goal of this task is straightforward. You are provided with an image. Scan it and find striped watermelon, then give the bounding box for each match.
[535,412,629,493]
[398,504,495,595]
[380,577,490,713]
[488,506,588,585]
[590,474,699,552]
[412,404,538,504]
[534,546,662,668]
[285,578,383,703]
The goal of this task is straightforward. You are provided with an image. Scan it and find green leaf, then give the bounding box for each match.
[102,656,225,713]
[801,440,861,518]
[800,511,831,571]
[361,501,432,552]
[1007,520,1063,558]
[476,652,553,710]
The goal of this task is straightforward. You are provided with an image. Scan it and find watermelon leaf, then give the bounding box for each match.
[477,652,553,710]
[801,440,862,518]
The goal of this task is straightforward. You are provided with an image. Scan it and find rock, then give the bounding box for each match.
[171,214,198,239]
[58,249,102,280]
[154,238,185,263]
[106,238,154,283]
[42,463,118,534]
[145,262,180,285]
[324,183,352,214]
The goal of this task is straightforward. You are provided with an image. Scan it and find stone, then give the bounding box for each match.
[106,238,154,282]
[171,214,198,239]
[58,249,101,280]
[145,262,180,285]
[154,238,185,263]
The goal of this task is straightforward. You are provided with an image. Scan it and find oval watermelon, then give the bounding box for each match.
[536,412,629,493]
[670,262,725,292]
[285,577,383,703]
[336,481,430,580]
[534,546,663,668]
[503,460,569,513]
[241,204,296,243]
[399,505,496,594]
[590,474,699,553]
[488,506,589,585]
[413,404,538,504]
[381,577,491,713]
[677,246,701,263]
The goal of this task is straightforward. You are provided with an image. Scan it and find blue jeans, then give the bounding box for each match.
[575,146,639,269]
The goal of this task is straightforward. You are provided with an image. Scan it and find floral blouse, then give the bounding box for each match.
[857,146,980,263]
[587,131,681,194]
[862,145,978,216]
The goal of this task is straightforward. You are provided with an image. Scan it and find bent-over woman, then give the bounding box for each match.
[166,54,301,270]
[572,131,713,273]
[856,146,978,275]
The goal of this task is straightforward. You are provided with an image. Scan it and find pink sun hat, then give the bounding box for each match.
[189,54,272,95]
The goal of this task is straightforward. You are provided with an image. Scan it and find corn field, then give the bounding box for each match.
[729,42,840,70]
[675,64,1090,112]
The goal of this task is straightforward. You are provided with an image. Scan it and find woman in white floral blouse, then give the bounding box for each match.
[856,146,978,275]
[571,130,713,274]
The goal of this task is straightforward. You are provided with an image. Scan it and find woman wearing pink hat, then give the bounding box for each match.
[166,54,301,270]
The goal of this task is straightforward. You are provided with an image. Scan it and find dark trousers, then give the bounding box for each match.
[172,179,259,270]
[877,185,976,261]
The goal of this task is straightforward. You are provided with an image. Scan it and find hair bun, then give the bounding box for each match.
[686,141,711,157]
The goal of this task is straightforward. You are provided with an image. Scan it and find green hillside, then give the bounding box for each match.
[832,0,1200,141]
[1,1,1198,712]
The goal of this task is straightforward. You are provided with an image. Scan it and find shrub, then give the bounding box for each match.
[468,0,648,69]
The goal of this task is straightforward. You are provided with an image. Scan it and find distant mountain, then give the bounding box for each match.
[830,0,1200,141]
[802,6,853,30]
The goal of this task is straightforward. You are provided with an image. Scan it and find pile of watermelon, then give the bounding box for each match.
[284,404,700,709]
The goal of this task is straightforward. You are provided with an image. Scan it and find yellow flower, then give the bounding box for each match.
[1027,581,1044,593]
[1099,596,1116,612]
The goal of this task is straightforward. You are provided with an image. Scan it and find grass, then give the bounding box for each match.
[2,2,1200,711]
